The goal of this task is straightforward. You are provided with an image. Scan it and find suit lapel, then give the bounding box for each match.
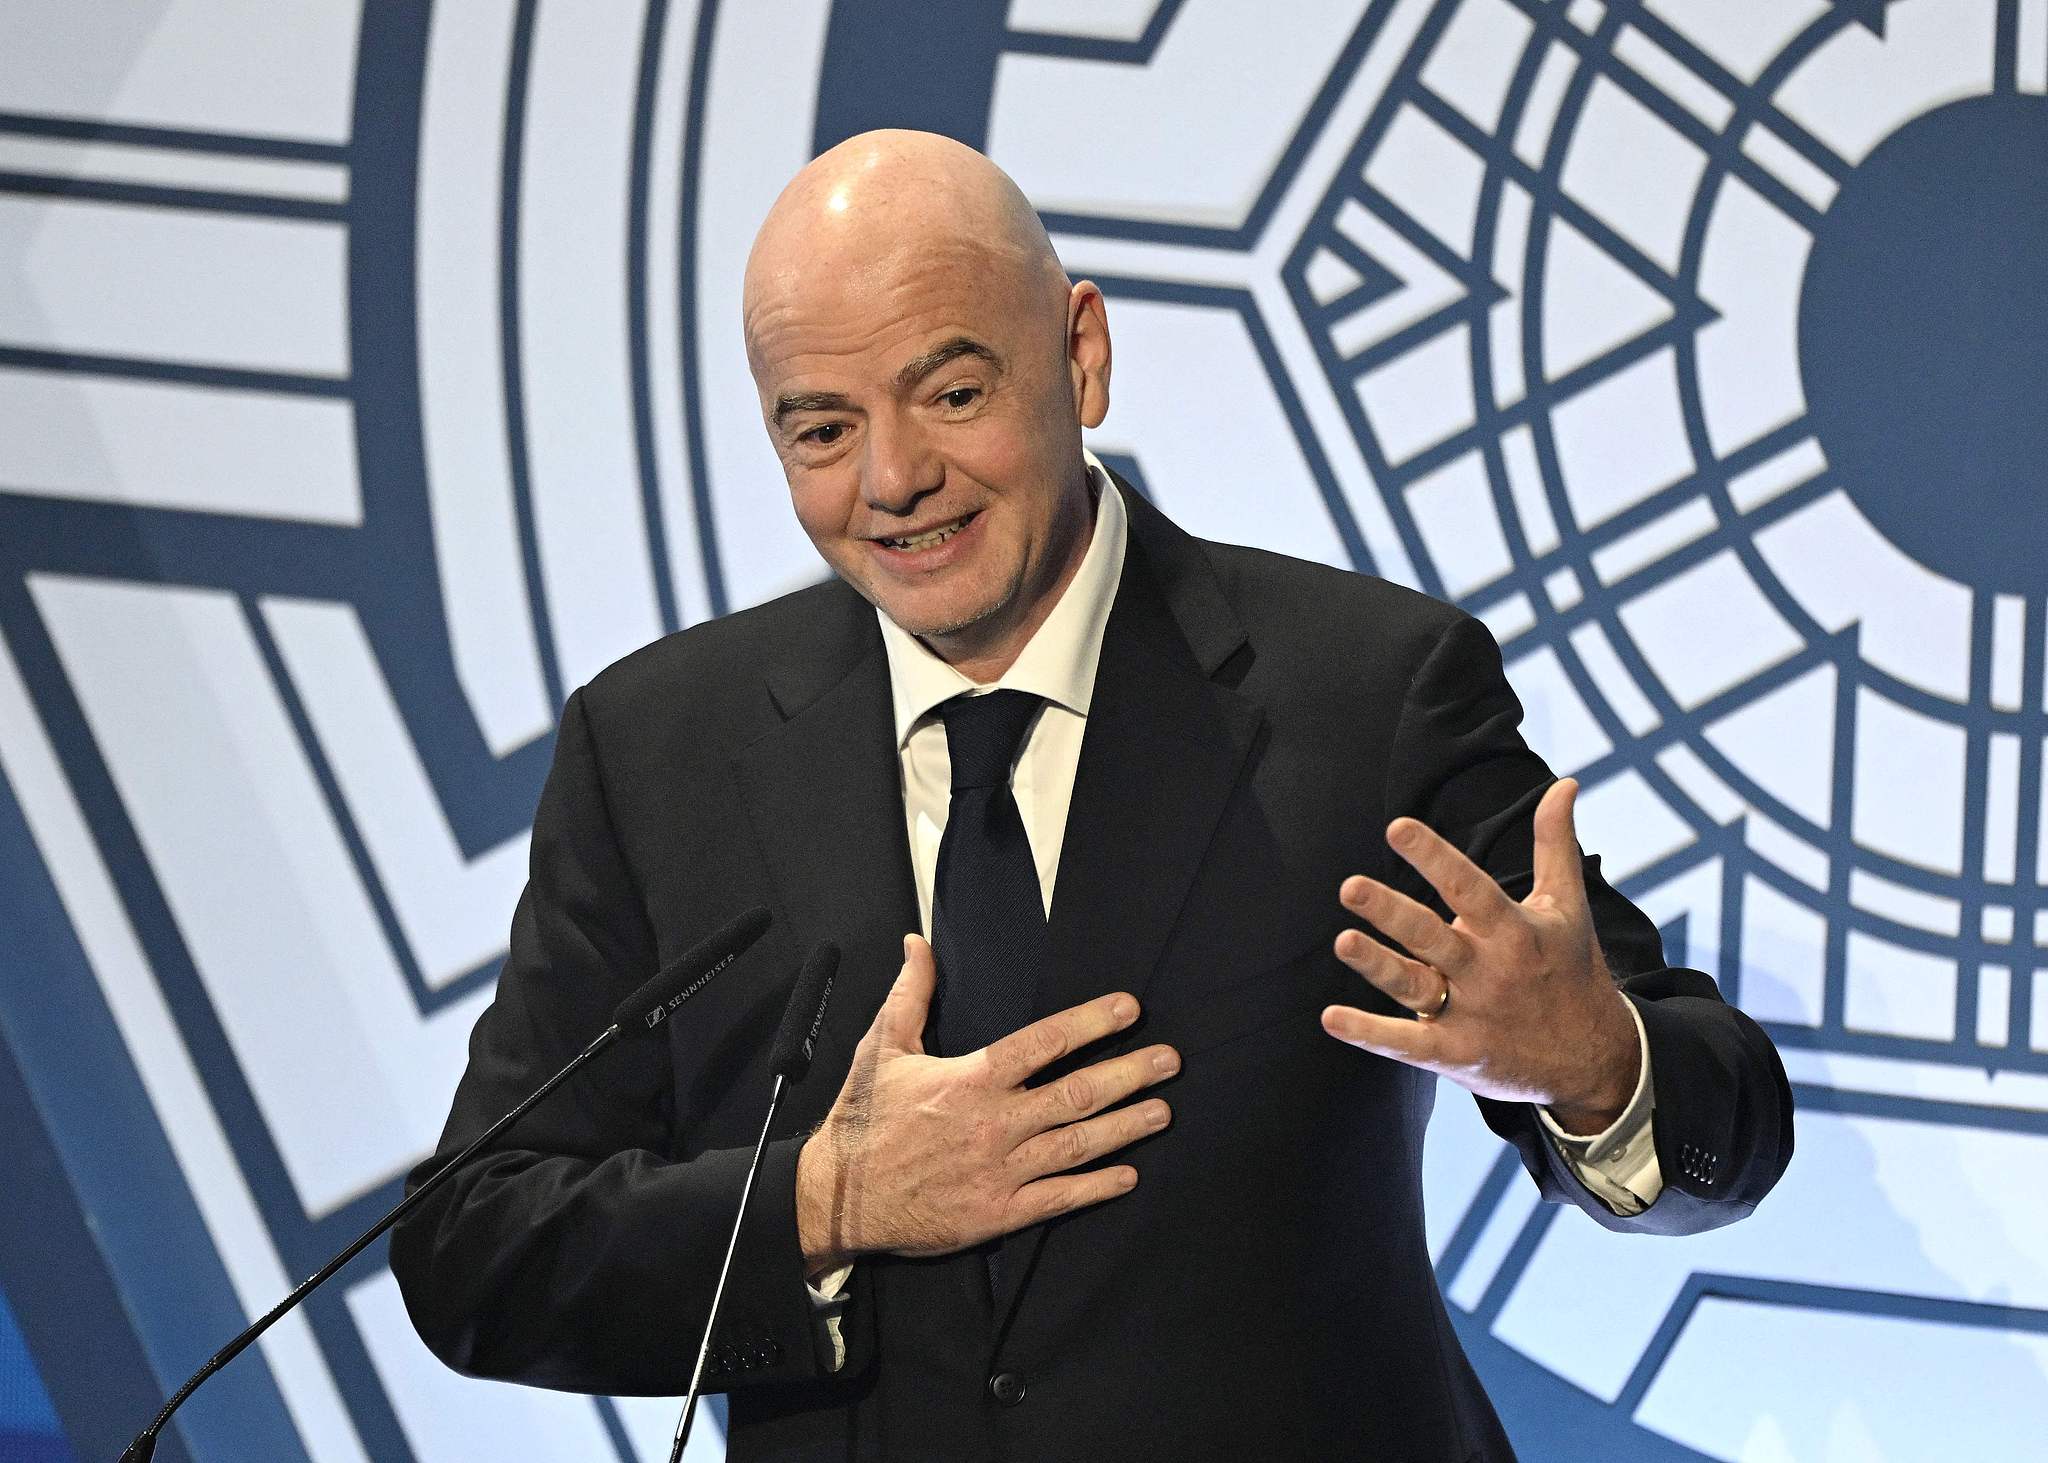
[1034,547,1263,1020]
[732,586,919,1085]
[995,483,1264,1321]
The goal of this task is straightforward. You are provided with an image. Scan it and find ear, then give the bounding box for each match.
[1067,280,1112,429]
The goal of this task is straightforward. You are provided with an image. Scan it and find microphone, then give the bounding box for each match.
[118,906,773,1463]
[767,938,838,1081]
[620,905,773,1032]
[669,941,840,1463]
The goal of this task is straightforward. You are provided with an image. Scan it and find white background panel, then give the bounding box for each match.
[0,629,371,1463]
[1851,687,1968,876]
[1507,644,1615,776]
[1696,174,1810,458]
[1753,491,1974,704]
[32,575,490,1217]
[1541,215,1673,381]
[1356,324,1476,466]
[347,1271,620,1461]
[0,0,361,142]
[517,0,667,690]
[695,0,838,610]
[0,134,348,202]
[0,198,348,374]
[0,368,360,522]
[989,0,1373,227]
[1642,0,1828,87]
[263,598,528,989]
[3,6,2044,1461]
[1559,76,1706,274]
[1775,0,1997,166]
[1421,0,1535,134]
[1006,0,1161,42]
[1705,664,1837,826]
[1366,105,1486,256]
[1088,297,1347,568]
[642,0,717,629]
[1637,1297,2048,1461]
[1618,551,1803,711]
[1549,348,1696,528]
[1494,1108,2048,1403]
[1406,449,1513,597]
[415,0,557,755]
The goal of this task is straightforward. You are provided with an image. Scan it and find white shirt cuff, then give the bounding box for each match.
[1537,994,1663,1215]
[806,1263,852,1372]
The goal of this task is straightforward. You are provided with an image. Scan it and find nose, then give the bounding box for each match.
[861,410,942,515]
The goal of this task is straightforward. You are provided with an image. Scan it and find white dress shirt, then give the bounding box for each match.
[810,454,1662,1364]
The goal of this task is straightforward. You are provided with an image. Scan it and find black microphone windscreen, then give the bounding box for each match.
[768,942,839,1080]
[613,906,772,1036]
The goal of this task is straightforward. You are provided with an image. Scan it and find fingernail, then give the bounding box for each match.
[1112,995,1139,1023]
[1117,1167,1138,1189]
[1147,1101,1171,1128]
[1152,1048,1179,1076]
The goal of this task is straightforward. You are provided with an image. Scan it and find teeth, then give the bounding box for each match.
[884,518,967,551]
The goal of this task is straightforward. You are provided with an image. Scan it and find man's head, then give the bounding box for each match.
[743,129,1111,680]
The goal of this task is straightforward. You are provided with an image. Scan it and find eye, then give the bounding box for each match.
[800,423,845,446]
[939,386,980,410]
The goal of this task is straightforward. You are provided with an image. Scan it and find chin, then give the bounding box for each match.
[879,593,1006,641]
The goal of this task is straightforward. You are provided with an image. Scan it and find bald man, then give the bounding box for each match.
[393,132,1791,1461]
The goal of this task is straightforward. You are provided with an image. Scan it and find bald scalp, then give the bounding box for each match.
[742,129,1070,365]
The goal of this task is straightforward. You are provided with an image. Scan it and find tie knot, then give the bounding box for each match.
[939,690,1042,791]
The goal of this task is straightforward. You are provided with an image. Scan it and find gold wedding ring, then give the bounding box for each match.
[1416,977,1451,1021]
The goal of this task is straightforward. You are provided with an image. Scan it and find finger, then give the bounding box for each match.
[1332,928,1450,1017]
[982,990,1141,1088]
[1012,1098,1172,1180]
[1384,817,1517,930]
[1023,1044,1180,1133]
[1529,777,1589,909]
[1008,1165,1139,1230]
[1338,873,1470,974]
[1320,1004,1446,1069]
[870,933,936,1054]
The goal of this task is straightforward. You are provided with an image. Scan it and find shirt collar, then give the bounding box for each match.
[877,450,1129,748]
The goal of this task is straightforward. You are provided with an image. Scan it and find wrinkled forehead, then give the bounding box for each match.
[744,232,1056,385]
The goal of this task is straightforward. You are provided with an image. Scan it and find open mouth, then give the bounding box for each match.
[877,511,977,551]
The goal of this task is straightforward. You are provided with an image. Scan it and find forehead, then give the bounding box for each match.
[745,236,1043,388]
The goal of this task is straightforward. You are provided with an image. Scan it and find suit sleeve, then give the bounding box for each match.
[1381,614,1794,1234]
[387,687,852,1394]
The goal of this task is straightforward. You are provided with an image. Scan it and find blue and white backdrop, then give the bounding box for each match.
[1,2,2044,1459]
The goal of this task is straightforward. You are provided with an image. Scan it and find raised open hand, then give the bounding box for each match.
[795,934,1178,1275]
[1319,777,1639,1134]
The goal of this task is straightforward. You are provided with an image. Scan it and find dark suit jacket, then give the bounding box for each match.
[390,480,1792,1462]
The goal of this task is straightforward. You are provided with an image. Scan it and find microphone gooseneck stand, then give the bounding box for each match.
[670,939,839,1463]
[117,905,774,1463]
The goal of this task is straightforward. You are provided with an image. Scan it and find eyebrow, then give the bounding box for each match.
[771,337,1002,429]
[893,337,1000,392]
[772,389,854,427]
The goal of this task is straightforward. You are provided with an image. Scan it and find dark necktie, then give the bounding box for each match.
[929,689,1048,1063]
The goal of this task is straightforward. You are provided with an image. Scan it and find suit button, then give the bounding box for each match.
[989,1371,1026,1406]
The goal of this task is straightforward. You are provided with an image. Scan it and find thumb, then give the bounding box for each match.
[1529,777,1589,909]
[870,932,936,1055]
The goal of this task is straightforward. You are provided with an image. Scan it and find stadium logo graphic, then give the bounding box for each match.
[0,1,2042,1459]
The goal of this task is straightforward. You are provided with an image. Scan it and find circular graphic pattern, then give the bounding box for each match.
[1801,91,2048,596]
[2,2,2045,1460]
